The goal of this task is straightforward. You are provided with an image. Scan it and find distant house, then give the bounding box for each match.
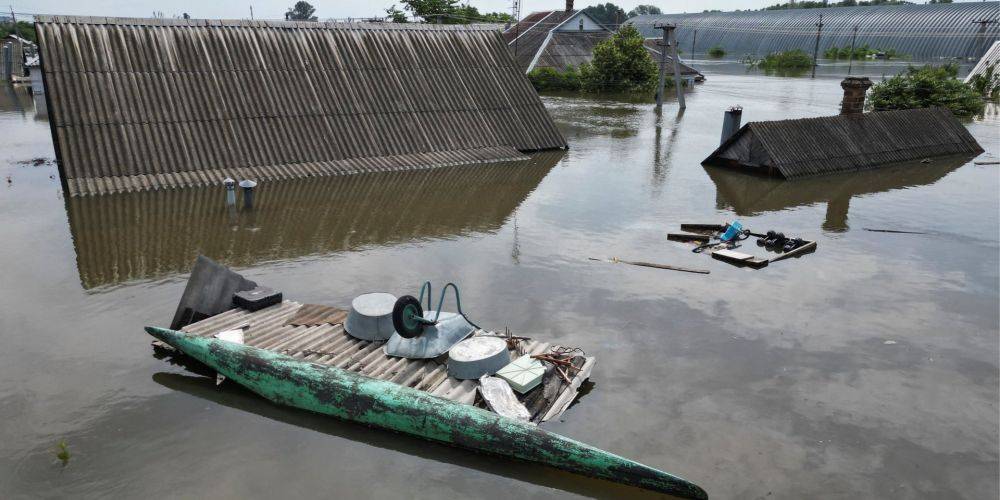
[1,34,34,82]
[502,1,703,81]
[703,77,984,179]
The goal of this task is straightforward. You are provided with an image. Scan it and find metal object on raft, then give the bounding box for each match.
[384,282,478,359]
[143,326,708,499]
[447,337,510,380]
[384,312,474,359]
[345,293,398,341]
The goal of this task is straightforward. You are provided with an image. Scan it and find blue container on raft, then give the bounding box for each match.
[720,221,743,242]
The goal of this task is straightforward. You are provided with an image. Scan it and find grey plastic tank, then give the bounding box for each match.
[345,293,397,341]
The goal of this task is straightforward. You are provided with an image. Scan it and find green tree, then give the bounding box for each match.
[285,1,318,21]
[528,66,583,91]
[626,4,662,17]
[401,0,457,22]
[580,24,658,93]
[396,0,510,24]
[583,3,627,26]
[868,64,985,118]
[453,4,513,23]
[386,5,408,22]
[0,21,37,44]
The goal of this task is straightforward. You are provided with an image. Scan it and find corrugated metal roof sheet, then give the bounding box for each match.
[34,16,567,196]
[704,107,984,179]
[534,32,608,72]
[631,2,1000,61]
[170,299,595,422]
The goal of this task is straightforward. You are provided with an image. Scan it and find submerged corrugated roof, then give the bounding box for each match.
[67,152,563,288]
[704,107,984,179]
[34,16,567,196]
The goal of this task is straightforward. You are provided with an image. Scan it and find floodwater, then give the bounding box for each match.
[1,66,997,499]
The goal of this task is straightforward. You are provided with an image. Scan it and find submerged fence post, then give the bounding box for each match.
[239,179,257,209]
[811,14,824,79]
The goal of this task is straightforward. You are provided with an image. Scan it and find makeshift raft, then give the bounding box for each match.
[147,326,707,499]
[153,300,595,423]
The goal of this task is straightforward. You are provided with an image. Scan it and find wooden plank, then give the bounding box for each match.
[542,356,596,422]
[668,232,710,243]
[593,257,710,275]
[479,376,532,422]
[711,249,753,262]
[680,223,725,232]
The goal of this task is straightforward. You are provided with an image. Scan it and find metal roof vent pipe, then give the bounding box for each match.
[223,177,236,206]
[720,106,743,146]
[239,179,257,210]
[840,76,873,115]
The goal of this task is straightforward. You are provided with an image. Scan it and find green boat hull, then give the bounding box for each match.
[145,326,707,499]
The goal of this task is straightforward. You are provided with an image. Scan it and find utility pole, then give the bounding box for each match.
[249,5,254,20]
[811,13,823,79]
[691,30,697,59]
[847,25,858,76]
[654,23,685,110]
[670,26,685,109]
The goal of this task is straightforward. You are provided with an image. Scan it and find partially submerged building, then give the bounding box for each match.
[965,40,1000,84]
[503,2,609,72]
[33,16,567,196]
[703,77,984,179]
[1,34,34,82]
[502,1,703,80]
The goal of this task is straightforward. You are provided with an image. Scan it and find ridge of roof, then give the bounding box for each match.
[33,15,498,31]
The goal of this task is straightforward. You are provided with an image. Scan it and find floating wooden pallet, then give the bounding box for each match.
[154,300,594,423]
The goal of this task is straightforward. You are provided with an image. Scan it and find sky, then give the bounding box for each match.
[17,1,854,21]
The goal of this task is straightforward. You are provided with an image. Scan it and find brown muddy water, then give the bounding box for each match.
[1,67,998,499]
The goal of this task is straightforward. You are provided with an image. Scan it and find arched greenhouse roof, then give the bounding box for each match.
[629,2,999,62]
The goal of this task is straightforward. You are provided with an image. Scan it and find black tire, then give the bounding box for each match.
[392,295,425,339]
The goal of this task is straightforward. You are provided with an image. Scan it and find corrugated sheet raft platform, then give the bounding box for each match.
[34,16,567,196]
[158,300,594,423]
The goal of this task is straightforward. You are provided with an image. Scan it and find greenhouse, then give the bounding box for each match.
[630,2,999,62]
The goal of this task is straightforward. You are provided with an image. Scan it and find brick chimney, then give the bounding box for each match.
[840,76,873,115]
[566,0,574,12]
